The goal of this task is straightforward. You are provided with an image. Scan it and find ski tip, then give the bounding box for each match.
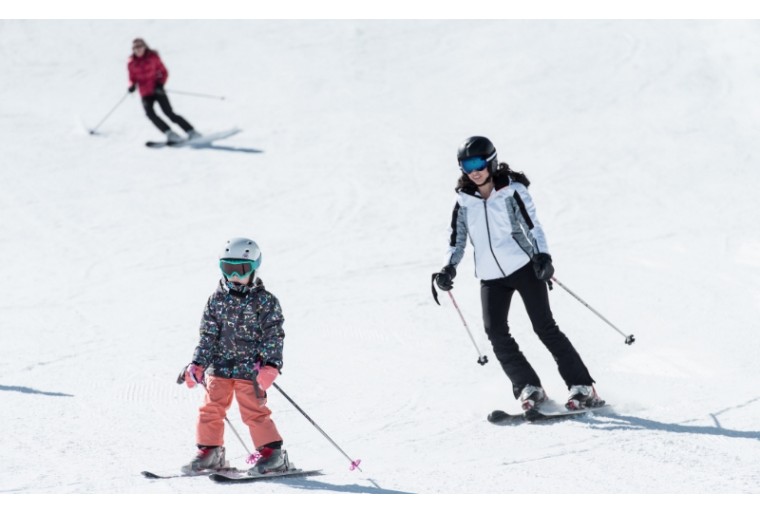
[487,410,512,423]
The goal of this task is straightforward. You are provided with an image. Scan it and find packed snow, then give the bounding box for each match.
[2,18,759,505]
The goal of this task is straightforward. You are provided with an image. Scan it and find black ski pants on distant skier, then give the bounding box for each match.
[480,263,594,398]
[141,90,194,134]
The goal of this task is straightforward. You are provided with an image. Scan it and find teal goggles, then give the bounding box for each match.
[219,259,259,278]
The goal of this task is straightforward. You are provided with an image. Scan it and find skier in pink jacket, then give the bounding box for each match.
[127,38,200,143]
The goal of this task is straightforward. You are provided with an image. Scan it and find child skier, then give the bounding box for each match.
[181,237,288,476]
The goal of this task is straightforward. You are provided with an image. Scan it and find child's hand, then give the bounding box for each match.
[256,365,279,391]
[184,363,205,388]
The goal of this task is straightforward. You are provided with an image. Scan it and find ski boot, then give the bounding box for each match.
[165,130,184,144]
[187,129,203,140]
[519,384,546,412]
[181,445,228,475]
[248,446,289,476]
[566,385,605,410]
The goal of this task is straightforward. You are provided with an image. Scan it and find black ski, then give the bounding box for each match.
[146,128,241,148]
[488,403,609,425]
[209,468,323,483]
[141,467,244,479]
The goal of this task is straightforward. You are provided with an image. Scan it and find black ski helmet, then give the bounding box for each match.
[457,136,498,174]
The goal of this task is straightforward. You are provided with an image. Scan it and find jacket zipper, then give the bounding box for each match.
[483,199,508,277]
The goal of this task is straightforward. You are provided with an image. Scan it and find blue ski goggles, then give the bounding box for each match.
[459,156,490,174]
[220,259,259,279]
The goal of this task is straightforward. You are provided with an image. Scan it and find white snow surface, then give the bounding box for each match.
[2,19,760,500]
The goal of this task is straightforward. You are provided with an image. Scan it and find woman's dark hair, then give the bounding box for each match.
[132,38,155,54]
[455,162,530,193]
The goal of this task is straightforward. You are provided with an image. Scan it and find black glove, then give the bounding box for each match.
[128,84,136,93]
[435,265,456,291]
[532,253,554,282]
[154,82,165,93]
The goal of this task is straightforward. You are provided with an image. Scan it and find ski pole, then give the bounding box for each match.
[551,276,636,345]
[271,381,362,472]
[89,92,130,134]
[447,290,489,365]
[175,368,258,463]
[166,89,226,101]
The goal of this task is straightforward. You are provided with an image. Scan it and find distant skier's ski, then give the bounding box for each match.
[209,468,323,484]
[488,403,609,426]
[146,128,241,148]
[141,467,244,479]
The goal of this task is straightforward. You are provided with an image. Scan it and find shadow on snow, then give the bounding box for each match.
[257,477,412,494]
[187,143,263,154]
[586,399,760,441]
[0,384,73,397]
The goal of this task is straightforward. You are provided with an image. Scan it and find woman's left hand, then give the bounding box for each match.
[532,253,554,281]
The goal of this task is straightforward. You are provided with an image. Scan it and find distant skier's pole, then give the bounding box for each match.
[551,276,636,345]
[89,92,130,134]
[271,382,362,472]
[447,291,489,366]
[166,89,226,101]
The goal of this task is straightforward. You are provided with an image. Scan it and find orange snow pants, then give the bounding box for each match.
[196,375,282,449]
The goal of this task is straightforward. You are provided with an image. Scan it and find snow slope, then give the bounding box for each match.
[1,19,760,501]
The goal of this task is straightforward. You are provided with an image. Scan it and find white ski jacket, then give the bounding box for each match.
[444,177,549,281]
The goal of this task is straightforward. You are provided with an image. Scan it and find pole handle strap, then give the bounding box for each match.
[431,273,441,305]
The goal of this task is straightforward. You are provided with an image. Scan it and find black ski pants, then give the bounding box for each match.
[480,263,594,398]
[141,91,194,134]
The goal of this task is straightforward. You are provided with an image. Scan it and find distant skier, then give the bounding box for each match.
[433,136,603,412]
[127,38,201,143]
[181,238,289,476]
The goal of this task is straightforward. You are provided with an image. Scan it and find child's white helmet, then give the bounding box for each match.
[219,238,262,282]
[220,237,262,263]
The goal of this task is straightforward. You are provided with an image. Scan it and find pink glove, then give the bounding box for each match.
[256,365,279,391]
[184,363,205,388]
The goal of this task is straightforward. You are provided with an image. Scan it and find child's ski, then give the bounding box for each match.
[209,468,323,483]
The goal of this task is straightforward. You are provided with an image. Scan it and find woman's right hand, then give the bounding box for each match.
[435,265,456,291]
